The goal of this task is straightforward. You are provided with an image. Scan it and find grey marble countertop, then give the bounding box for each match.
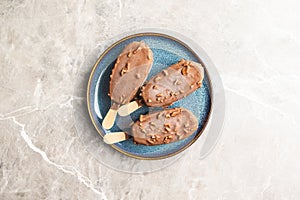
[1,0,300,199]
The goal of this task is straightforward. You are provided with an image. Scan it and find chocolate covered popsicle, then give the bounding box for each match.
[102,41,153,129]
[118,59,204,116]
[103,108,198,145]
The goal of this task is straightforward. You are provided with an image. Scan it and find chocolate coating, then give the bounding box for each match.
[110,41,153,105]
[141,59,204,107]
[132,108,198,146]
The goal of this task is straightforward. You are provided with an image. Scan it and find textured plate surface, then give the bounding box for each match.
[87,33,212,159]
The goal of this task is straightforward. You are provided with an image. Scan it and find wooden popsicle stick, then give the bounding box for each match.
[118,101,142,116]
[103,132,129,144]
[102,104,119,129]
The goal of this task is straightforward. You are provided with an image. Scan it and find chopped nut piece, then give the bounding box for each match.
[120,68,127,76]
[162,70,168,76]
[147,139,154,144]
[150,123,156,127]
[163,136,171,144]
[119,95,124,102]
[133,46,142,54]
[146,134,153,137]
[147,99,152,103]
[156,93,163,97]
[136,73,141,79]
[165,127,171,132]
[181,66,189,75]
[139,115,145,122]
[174,79,182,85]
[127,52,132,57]
[170,92,177,97]
[120,63,129,76]
[157,112,164,119]
[141,129,147,134]
[124,63,129,70]
[170,109,181,117]
[152,85,158,89]
[183,129,190,134]
[154,76,161,83]
[164,123,171,128]
[174,126,178,132]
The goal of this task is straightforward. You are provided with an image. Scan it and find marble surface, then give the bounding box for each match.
[1,0,300,199]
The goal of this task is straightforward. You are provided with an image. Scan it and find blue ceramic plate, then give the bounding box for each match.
[87,33,212,160]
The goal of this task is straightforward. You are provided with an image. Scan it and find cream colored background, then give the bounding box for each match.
[1,0,300,199]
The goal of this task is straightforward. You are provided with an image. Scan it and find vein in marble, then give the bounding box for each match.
[0,96,102,198]
[0,95,83,120]
[224,86,286,117]
[118,0,122,18]
[9,116,107,199]
[261,175,273,199]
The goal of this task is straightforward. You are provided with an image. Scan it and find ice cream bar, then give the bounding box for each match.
[104,108,198,146]
[132,107,198,145]
[102,41,153,129]
[118,59,204,116]
[141,59,204,107]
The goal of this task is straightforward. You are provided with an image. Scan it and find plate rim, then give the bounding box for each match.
[87,31,214,160]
